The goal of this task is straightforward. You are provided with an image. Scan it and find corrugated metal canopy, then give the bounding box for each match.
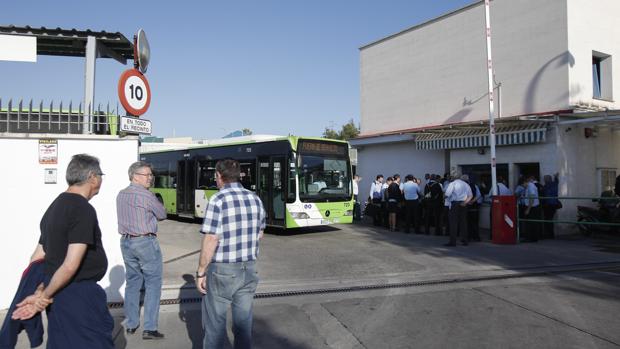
[415,121,548,150]
[0,25,134,59]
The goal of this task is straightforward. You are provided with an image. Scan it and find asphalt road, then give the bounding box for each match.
[4,220,620,348]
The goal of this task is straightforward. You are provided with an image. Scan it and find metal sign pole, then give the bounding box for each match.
[484,0,498,196]
[84,36,97,134]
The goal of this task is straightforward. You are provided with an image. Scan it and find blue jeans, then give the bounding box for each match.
[120,235,162,331]
[202,261,259,349]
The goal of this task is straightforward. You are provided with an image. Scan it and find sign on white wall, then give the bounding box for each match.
[39,139,58,164]
[44,168,57,184]
[0,34,36,62]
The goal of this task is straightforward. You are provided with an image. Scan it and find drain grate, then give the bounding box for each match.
[107,261,620,309]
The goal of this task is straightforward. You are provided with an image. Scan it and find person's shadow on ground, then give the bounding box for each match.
[105,265,127,349]
[179,274,203,349]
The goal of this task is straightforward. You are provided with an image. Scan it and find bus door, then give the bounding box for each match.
[257,156,286,226]
[176,158,196,218]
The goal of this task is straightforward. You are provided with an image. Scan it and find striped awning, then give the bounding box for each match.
[415,122,548,150]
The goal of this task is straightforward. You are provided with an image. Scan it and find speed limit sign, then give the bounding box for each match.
[118,68,151,116]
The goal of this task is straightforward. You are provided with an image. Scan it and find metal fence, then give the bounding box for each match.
[517,196,620,238]
[0,98,121,135]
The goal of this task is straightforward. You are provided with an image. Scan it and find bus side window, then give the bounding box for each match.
[239,161,256,190]
[198,161,217,189]
[153,161,172,188]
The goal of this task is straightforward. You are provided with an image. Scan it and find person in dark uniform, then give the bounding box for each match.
[423,174,444,235]
[387,174,403,231]
[12,154,113,349]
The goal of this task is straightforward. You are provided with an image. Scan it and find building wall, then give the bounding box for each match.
[449,130,559,188]
[567,0,620,109]
[355,142,444,197]
[0,135,138,309]
[360,0,570,135]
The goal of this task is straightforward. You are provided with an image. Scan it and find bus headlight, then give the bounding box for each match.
[344,210,353,216]
[291,212,310,219]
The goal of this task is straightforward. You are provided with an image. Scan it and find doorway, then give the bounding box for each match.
[176,158,196,217]
[459,163,509,195]
[257,156,286,227]
[515,162,541,183]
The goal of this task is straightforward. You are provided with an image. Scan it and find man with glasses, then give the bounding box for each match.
[116,161,167,340]
[12,154,114,348]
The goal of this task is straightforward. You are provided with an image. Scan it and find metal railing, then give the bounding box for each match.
[517,196,620,238]
[0,98,121,135]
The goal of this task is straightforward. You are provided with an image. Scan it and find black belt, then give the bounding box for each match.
[121,233,157,239]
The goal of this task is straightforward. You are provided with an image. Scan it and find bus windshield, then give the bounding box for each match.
[298,141,351,202]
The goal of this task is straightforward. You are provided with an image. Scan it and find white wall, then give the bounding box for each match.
[567,0,620,109]
[0,135,138,309]
[360,0,570,135]
[355,142,445,198]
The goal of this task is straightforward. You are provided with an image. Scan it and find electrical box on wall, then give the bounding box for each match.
[584,127,598,138]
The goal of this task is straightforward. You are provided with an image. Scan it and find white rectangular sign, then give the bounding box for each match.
[0,34,37,62]
[44,168,57,184]
[120,116,152,135]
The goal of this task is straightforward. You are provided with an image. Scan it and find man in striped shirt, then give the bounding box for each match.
[196,159,266,349]
[116,161,167,340]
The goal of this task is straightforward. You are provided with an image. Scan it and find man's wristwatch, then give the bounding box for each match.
[195,271,206,278]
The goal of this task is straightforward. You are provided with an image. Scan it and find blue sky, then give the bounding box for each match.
[1,0,474,139]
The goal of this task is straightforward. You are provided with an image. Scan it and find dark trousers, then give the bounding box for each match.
[382,202,390,228]
[404,200,420,233]
[523,205,542,242]
[372,198,382,226]
[442,205,450,236]
[542,205,557,239]
[353,195,361,220]
[425,203,442,234]
[46,279,114,349]
[467,204,480,241]
[449,202,468,244]
[518,205,527,237]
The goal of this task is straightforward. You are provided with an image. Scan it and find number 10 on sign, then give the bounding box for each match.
[118,68,151,116]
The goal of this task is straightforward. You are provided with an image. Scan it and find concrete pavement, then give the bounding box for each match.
[3,220,620,348]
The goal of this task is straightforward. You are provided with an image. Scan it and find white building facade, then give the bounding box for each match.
[352,0,620,232]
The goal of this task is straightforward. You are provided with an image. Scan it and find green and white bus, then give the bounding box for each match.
[140,135,354,228]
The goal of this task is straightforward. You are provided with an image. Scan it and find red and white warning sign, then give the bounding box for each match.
[118,68,151,116]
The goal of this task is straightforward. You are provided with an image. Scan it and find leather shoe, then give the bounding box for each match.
[126,326,138,334]
[142,330,165,340]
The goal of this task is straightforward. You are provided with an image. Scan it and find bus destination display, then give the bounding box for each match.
[299,141,346,156]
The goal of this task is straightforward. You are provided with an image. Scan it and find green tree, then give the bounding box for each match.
[322,127,340,139]
[322,119,359,140]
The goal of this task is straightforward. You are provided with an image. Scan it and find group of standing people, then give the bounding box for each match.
[366,173,484,242]
[6,155,265,349]
[365,171,562,245]
[515,174,561,242]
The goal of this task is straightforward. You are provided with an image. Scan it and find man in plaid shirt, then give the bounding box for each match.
[196,159,266,349]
